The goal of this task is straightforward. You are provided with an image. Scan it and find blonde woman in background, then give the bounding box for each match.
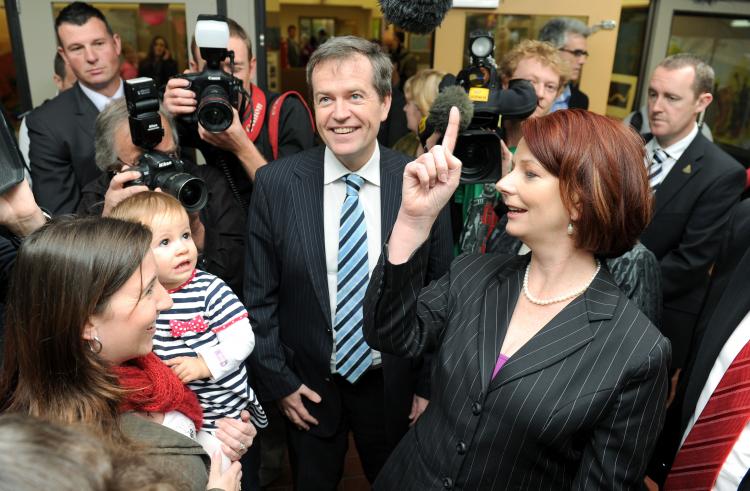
[393,69,446,157]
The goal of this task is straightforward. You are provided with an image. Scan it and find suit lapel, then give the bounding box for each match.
[478,257,523,392]
[488,269,619,392]
[291,147,332,325]
[379,146,403,235]
[653,135,705,215]
[72,83,99,145]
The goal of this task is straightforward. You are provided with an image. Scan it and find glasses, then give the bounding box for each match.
[559,48,589,58]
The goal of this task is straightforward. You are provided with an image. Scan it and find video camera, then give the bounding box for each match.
[124,77,208,212]
[452,31,537,183]
[175,15,245,133]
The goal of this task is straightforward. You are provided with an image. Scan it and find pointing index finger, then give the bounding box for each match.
[442,106,461,155]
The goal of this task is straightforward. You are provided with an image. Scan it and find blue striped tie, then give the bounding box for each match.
[334,174,372,383]
[649,148,668,189]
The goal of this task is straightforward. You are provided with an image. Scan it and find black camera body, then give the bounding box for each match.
[177,69,242,133]
[124,77,208,212]
[453,31,537,184]
[175,15,244,133]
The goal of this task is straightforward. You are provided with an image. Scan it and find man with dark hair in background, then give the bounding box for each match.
[26,1,123,214]
[538,17,591,111]
[164,17,314,192]
[640,53,745,375]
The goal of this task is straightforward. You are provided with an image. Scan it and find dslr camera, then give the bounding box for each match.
[124,77,208,212]
[175,15,244,133]
[453,31,537,183]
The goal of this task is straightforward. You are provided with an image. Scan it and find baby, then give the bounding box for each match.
[111,192,266,468]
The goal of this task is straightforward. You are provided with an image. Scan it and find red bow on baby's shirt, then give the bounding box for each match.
[170,315,209,338]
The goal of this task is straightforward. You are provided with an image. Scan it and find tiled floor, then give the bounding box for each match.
[264,434,370,491]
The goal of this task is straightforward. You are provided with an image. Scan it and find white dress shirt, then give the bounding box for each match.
[645,123,698,188]
[79,79,124,112]
[680,309,750,490]
[323,145,382,372]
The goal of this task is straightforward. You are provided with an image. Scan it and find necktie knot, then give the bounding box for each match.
[344,174,364,196]
[652,148,668,164]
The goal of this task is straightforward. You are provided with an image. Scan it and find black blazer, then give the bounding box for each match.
[640,132,745,366]
[568,84,589,110]
[649,198,750,485]
[245,145,452,438]
[25,83,103,215]
[364,248,671,489]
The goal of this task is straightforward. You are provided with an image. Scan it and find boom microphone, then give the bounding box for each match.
[419,85,474,145]
[379,0,452,34]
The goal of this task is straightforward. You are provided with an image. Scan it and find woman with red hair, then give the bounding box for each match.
[364,108,671,489]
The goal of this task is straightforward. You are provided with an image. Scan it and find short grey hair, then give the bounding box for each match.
[538,18,590,48]
[306,35,392,101]
[657,53,715,97]
[94,98,180,172]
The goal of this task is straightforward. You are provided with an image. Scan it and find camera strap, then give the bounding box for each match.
[242,83,267,142]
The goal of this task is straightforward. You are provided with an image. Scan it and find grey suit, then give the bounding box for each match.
[364,248,671,489]
[26,83,102,215]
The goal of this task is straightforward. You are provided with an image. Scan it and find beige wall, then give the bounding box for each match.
[268,1,376,39]
[433,0,623,114]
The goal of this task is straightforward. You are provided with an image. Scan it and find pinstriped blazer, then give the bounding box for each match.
[245,144,452,438]
[363,246,671,490]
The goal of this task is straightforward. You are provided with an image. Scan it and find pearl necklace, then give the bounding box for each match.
[523,260,601,306]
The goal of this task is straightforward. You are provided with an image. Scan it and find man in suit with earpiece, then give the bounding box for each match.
[639,53,745,372]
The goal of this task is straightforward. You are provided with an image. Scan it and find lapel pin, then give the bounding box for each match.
[682,164,692,174]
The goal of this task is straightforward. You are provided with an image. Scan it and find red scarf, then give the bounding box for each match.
[114,352,203,430]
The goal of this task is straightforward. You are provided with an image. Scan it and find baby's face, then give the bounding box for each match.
[148,211,198,290]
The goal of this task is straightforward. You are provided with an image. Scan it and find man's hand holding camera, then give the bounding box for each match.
[102,170,149,217]
[163,78,267,181]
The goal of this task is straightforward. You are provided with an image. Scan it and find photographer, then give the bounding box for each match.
[163,17,315,198]
[77,97,247,296]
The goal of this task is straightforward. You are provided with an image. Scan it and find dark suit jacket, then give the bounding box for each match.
[640,132,745,367]
[364,249,671,489]
[245,145,452,439]
[568,83,589,110]
[649,198,750,485]
[26,83,103,215]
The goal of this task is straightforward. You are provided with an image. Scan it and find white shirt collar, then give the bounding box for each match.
[78,79,125,112]
[323,145,381,187]
[652,123,699,161]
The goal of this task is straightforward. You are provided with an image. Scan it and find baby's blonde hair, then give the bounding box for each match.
[109,192,188,231]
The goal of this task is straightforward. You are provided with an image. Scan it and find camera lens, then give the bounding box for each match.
[197,84,234,133]
[455,131,502,184]
[160,172,209,212]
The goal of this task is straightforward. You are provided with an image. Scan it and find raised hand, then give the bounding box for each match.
[400,106,462,223]
[388,107,462,264]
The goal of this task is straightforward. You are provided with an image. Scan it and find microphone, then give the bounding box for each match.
[379,0,452,34]
[419,85,474,146]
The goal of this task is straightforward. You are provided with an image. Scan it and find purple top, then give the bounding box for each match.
[492,353,509,380]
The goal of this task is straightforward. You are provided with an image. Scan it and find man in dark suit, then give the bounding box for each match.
[245,36,452,489]
[639,54,746,370]
[26,2,123,215]
[538,17,590,111]
[648,199,750,490]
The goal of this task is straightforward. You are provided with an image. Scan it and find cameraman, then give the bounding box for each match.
[163,18,315,195]
[77,98,246,296]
